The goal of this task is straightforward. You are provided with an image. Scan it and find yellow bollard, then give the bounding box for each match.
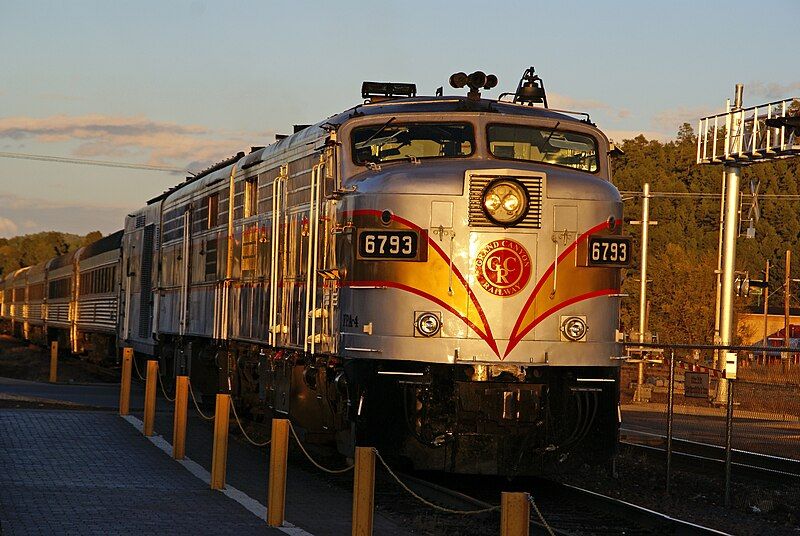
[119,348,133,416]
[267,418,290,527]
[351,447,376,536]
[210,393,231,490]
[143,360,158,437]
[172,376,189,460]
[500,492,530,536]
[48,341,58,383]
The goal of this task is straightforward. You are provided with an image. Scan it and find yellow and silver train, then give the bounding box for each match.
[1,68,629,475]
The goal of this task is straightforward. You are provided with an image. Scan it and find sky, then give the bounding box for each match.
[1,0,798,238]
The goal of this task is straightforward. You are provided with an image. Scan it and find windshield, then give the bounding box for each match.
[487,124,599,172]
[352,122,474,165]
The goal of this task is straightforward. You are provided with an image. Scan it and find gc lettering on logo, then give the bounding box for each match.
[474,239,532,297]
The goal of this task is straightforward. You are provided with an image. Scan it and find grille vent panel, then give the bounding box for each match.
[468,175,543,229]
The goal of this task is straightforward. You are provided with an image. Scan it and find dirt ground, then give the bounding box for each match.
[554,446,800,535]
[0,334,117,384]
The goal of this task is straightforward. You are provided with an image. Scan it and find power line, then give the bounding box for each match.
[0,151,187,173]
[620,190,800,200]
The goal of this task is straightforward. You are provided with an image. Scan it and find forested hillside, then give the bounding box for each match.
[0,231,102,276]
[613,124,800,343]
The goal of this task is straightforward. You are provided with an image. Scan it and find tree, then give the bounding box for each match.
[0,231,103,276]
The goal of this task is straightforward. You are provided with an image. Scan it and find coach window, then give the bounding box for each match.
[244,178,258,218]
[352,123,474,165]
[207,193,219,228]
[487,124,599,172]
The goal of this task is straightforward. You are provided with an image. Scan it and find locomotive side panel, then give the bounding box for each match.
[119,203,161,355]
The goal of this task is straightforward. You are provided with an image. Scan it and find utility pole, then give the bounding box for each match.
[762,260,769,363]
[715,85,745,405]
[784,250,791,372]
[714,169,727,361]
[632,183,653,402]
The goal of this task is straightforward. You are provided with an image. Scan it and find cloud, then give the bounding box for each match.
[548,92,609,112]
[746,81,800,100]
[0,217,18,237]
[0,193,128,238]
[36,93,82,102]
[0,192,129,212]
[0,114,275,171]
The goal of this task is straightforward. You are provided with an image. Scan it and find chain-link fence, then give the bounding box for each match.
[620,343,800,462]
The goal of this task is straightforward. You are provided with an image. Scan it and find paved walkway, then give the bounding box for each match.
[0,409,281,535]
[0,377,411,536]
[0,376,147,410]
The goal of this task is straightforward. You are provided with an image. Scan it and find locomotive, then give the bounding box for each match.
[1,68,629,475]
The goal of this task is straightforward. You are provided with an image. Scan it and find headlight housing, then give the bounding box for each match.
[481,179,528,226]
[561,316,588,341]
[415,312,442,337]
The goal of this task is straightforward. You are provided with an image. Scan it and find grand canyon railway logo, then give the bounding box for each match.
[475,239,532,297]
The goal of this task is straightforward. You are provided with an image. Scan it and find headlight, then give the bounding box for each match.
[482,179,528,226]
[561,316,588,341]
[415,312,441,337]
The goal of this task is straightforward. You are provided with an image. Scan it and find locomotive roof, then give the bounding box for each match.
[79,229,123,260]
[47,249,79,271]
[157,95,595,206]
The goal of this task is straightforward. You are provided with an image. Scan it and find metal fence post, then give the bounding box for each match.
[501,492,530,536]
[210,393,230,490]
[143,360,158,437]
[119,347,133,416]
[724,379,735,507]
[172,376,189,460]
[267,418,290,527]
[49,340,58,383]
[666,350,675,494]
[352,446,376,536]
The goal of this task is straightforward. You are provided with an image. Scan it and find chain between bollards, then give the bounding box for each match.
[288,421,354,474]
[230,399,270,447]
[373,449,499,515]
[158,371,176,402]
[188,381,215,421]
[527,494,555,536]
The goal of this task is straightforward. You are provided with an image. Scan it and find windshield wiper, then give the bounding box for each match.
[540,121,561,160]
[358,116,397,148]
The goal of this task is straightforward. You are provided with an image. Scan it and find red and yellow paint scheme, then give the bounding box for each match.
[343,209,621,360]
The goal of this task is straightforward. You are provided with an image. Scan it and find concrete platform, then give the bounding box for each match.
[0,377,412,536]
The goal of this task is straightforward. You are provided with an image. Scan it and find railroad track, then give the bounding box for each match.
[621,428,800,482]
[394,472,727,535]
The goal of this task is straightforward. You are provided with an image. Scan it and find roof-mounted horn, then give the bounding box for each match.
[449,70,498,100]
